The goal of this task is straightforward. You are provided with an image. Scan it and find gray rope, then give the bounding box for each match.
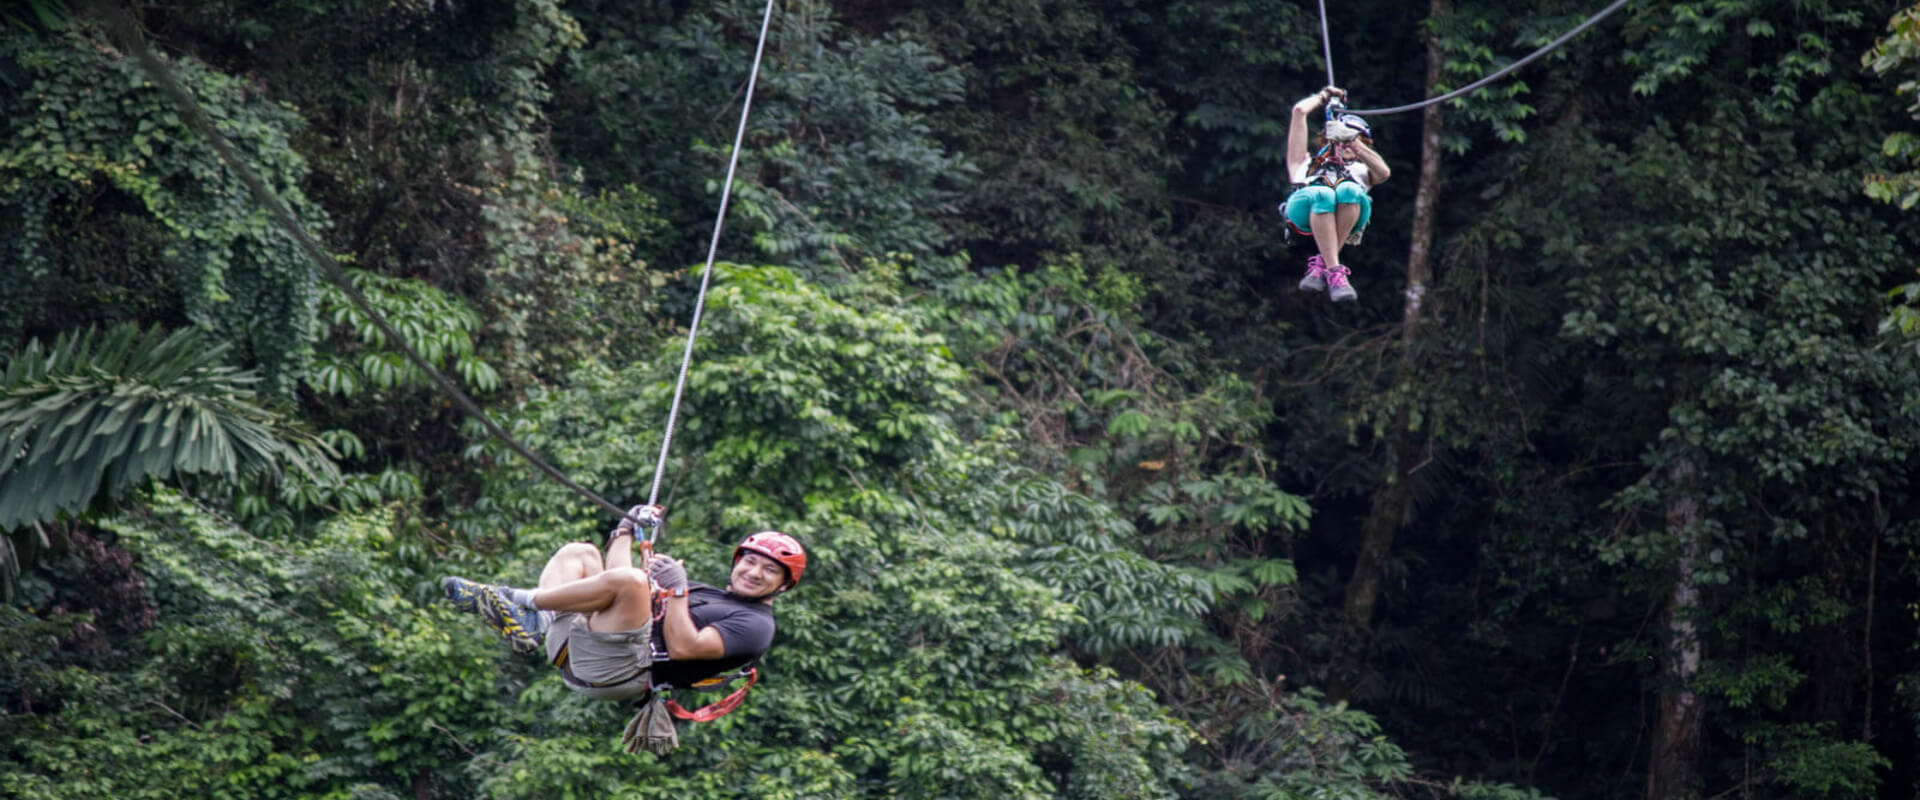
[646,0,778,509]
[1317,0,1336,90]
[1345,0,1631,116]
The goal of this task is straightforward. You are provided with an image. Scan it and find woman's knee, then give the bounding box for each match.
[1300,186,1338,215]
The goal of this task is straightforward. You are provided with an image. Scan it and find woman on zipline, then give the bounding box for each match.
[1283,86,1390,302]
[442,507,805,702]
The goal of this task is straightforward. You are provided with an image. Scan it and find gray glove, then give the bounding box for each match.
[646,555,687,593]
[611,504,664,541]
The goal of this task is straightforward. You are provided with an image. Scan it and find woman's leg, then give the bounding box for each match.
[1310,211,1342,266]
[1335,204,1361,244]
[1287,187,1343,269]
[1333,183,1373,247]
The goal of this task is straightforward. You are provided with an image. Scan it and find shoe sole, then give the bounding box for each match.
[442,577,483,613]
[477,587,542,653]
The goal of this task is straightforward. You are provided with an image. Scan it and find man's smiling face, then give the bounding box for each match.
[729,550,789,599]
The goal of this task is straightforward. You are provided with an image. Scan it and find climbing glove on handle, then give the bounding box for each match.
[612,504,665,541]
[647,555,688,593]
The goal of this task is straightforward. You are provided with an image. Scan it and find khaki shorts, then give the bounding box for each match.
[546,611,653,701]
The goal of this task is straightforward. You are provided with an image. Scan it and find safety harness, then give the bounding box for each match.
[622,661,763,755]
[1283,96,1373,242]
[657,666,760,721]
[613,510,768,754]
[1305,144,1358,188]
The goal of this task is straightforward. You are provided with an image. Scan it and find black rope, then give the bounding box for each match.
[1320,0,1633,117]
[100,3,676,527]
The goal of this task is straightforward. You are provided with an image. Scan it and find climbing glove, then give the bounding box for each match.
[647,554,687,593]
[612,504,665,541]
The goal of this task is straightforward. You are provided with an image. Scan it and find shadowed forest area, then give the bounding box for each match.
[4,0,1920,798]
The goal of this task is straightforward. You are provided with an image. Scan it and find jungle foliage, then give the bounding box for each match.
[3,0,1919,798]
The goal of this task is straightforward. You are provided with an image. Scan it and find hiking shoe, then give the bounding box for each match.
[480,587,545,653]
[446,577,545,653]
[1298,255,1329,292]
[1328,265,1357,303]
[442,576,487,614]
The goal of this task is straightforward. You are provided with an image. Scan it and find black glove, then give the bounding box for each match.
[647,554,687,593]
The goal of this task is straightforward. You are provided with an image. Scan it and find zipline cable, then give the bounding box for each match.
[1317,0,1337,91]
[648,0,776,510]
[1322,0,1633,117]
[101,0,777,531]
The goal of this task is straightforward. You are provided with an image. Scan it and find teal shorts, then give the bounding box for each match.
[1281,183,1372,236]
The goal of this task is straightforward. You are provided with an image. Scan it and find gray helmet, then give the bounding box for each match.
[1325,113,1372,142]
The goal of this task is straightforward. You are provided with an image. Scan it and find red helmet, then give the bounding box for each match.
[734,531,807,587]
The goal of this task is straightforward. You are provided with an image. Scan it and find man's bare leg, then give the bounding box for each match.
[533,569,653,628]
[531,535,655,633]
[537,542,604,589]
[585,527,653,631]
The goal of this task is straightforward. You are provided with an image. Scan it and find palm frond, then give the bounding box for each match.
[1,0,70,32]
[0,324,338,531]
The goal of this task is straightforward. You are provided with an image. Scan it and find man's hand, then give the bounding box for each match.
[612,504,666,540]
[647,554,688,593]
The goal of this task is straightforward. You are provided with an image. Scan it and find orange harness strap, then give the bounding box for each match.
[664,668,758,722]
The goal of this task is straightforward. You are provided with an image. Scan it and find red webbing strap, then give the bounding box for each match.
[664,668,758,722]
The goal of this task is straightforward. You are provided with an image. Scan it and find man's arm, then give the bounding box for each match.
[604,528,635,571]
[605,504,665,571]
[659,592,728,660]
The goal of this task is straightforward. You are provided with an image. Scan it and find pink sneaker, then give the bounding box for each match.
[1328,264,1357,302]
[1299,255,1329,292]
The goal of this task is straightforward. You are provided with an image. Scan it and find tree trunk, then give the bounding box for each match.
[1648,460,1705,800]
[1327,0,1447,702]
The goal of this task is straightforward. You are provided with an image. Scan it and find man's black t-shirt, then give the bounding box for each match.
[648,581,775,687]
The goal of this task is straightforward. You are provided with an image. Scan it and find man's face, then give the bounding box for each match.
[730,551,789,599]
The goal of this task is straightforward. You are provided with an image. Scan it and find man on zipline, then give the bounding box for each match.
[442,506,806,701]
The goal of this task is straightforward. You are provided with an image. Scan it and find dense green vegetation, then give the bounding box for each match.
[4,0,1919,797]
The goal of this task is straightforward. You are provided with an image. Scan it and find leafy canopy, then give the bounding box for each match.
[0,324,336,532]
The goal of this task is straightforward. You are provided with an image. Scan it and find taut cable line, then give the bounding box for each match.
[1316,0,1633,117]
